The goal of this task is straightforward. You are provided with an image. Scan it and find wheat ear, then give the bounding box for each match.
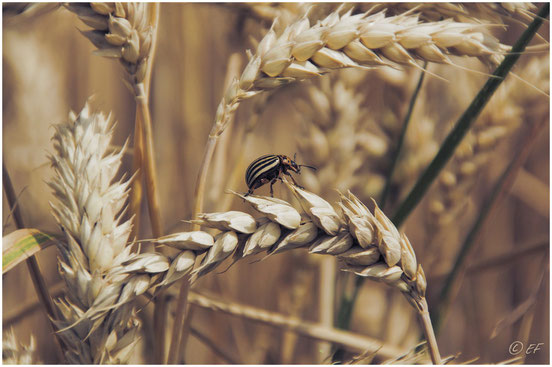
[218,6,508,136]
[67,2,152,86]
[127,181,441,363]
[48,102,145,363]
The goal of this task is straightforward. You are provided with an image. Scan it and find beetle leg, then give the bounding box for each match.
[269,177,279,197]
[286,172,304,189]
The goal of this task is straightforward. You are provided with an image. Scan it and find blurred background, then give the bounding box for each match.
[3,3,549,364]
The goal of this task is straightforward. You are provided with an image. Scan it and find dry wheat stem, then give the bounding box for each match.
[187,290,406,360]
[129,2,160,239]
[134,85,162,238]
[170,52,245,363]
[167,276,190,363]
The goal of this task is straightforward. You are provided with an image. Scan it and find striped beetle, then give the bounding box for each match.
[245,154,316,197]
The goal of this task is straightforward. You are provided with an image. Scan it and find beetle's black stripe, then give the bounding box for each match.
[245,155,280,188]
[248,158,280,187]
[246,155,274,179]
[246,156,280,188]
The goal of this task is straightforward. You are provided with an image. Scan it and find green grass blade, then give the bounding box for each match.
[3,228,57,274]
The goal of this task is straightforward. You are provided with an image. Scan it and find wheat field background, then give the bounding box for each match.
[2,2,549,364]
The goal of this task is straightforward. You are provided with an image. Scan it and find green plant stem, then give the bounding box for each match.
[380,63,427,210]
[2,163,66,362]
[432,112,549,333]
[391,3,549,227]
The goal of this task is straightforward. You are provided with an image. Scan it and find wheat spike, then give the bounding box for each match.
[48,102,145,363]
[118,181,429,312]
[141,182,426,312]
[136,181,440,361]
[212,6,509,140]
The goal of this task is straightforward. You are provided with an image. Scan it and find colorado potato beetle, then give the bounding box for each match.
[245,154,316,196]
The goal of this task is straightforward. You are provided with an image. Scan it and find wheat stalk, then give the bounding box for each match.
[185,290,407,360]
[47,102,147,363]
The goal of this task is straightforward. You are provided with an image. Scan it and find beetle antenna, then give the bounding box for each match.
[299,164,317,171]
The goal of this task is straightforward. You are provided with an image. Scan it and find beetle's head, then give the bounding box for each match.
[290,159,301,173]
[286,153,316,174]
[281,155,301,173]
